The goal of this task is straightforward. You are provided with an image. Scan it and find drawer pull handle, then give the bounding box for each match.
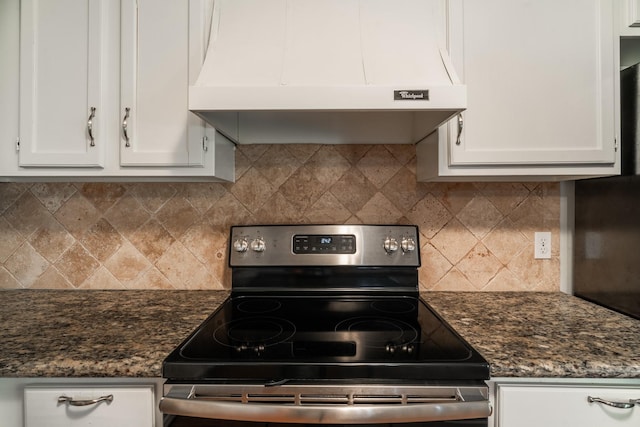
[587,396,637,409]
[58,394,114,407]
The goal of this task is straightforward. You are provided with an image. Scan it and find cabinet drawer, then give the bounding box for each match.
[24,385,154,427]
[497,384,640,427]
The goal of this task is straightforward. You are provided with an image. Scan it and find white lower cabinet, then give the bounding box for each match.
[0,378,164,427]
[24,385,154,427]
[493,381,640,427]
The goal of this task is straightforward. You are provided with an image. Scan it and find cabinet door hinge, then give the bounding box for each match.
[16,137,20,152]
[202,136,209,152]
[614,137,618,152]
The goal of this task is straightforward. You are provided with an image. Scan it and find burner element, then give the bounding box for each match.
[213,317,296,355]
[371,300,417,314]
[335,316,419,351]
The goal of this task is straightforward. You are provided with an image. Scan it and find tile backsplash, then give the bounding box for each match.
[0,144,560,291]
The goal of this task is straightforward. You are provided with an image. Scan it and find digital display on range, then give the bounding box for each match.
[293,235,355,254]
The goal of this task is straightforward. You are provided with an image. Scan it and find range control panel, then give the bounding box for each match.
[293,234,356,254]
[230,225,420,267]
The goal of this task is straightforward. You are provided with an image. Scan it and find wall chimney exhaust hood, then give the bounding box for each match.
[190,0,465,145]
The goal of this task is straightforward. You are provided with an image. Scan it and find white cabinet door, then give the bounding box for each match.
[497,384,640,427]
[24,385,155,427]
[119,0,209,167]
[449,0,616,166]
[417,0,619,181]
[625,0,640,28]
[19,0,107,167]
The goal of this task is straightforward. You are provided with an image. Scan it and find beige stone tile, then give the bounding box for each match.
[305,193,352,224]
[278,166,326,213]
[507,248,548,287]
[355,192,403,224]
[456,243,503,289]
[3,191,52,237]
[381,167,427,216]
[55,243,100,287]
[253,192,306,224]
[236,144,269,163]
[356,145,402,189]
[430,219,478,264]
[0,183,31,214]
[80,219,124,263]
[5,242,49,286]
[286,144,321,163]
[0,266,22,289]
[431,268,476,291]
[305,146,351,187]
[28,217,75,263]
[229,167,277,213]
[329,168,377,215]
[30,266,74,289]
[480,183,530,216]
[103,194,150,237]
[80,266,126,289]
[435,183,478,215]
[77,183,127,213]
[483,268,528,291]
[54,192,102,238]
[129,267,174,290]
[508,195,555,239]
[483,218,529,265]
[129,219,175,263]
[155,195,200,239]
[156,241,214,289]
[456,196,503,239]
[417,244,452,289]
[30,183,77,213]
[531,258,560,292]
[0,217,25,263]
[253,145,302,189]
[405,194,452,239]
[128,183,178,213]
[384,144,415,166]
[234,148,251,181]
[180,223,226,267]
[333,145,371,165]
[182,183,227,214]
[206,192,254,231]
[104,241,151,284]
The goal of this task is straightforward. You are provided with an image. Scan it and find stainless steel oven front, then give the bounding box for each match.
[160,225,491,426]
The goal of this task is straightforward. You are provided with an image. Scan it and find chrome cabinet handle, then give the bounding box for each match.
[58,394,114,407]
[87,107,96,147]
[455,114,463,146]
[588,396,638,409]
[122,107,131,147]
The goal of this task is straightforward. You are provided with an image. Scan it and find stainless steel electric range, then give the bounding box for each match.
[160,225,491,426]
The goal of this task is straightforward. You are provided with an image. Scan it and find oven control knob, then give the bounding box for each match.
[383,237,399,254]
[250,238,266,252]
[233,238,249,253]
[401,237,416,253]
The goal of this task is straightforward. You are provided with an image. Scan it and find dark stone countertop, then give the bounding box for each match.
[1,290,639,379]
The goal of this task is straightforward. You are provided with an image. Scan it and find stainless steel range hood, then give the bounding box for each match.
[190,0,465,145]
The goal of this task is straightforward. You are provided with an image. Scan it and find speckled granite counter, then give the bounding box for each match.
[1,290,639,379]
[424,292,640,379]
[0,290,228,377]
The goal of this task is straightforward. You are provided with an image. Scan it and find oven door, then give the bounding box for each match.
[160,383,492,426]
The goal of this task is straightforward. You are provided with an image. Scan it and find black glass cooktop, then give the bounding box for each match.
[163,295,489,382]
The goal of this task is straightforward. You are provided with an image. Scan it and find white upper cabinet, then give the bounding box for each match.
[119,0,208,167]
[5,0,235,181]
[417,0,620,181]
[620,0,640,35]
[19,0,107,168]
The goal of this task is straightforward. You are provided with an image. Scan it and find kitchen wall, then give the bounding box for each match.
[0,144,560,291]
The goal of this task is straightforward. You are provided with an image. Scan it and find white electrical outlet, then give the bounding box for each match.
[534,232,551,259]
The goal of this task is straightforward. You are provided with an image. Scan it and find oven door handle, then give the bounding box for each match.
[159,397,492,424]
